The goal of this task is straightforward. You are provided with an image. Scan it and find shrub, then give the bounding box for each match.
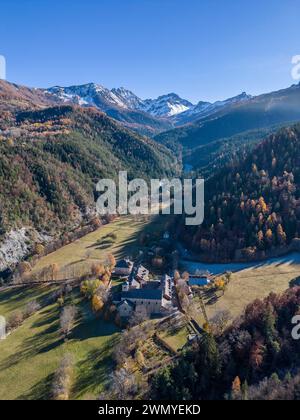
[24,300,41,318]
[7,311,24,330]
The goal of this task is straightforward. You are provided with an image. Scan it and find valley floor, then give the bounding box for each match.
[202,255,300,320]
[0,215,168,400]
[31,215,167,281]
[1,215,300,399]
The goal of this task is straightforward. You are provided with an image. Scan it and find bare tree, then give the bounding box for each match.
[113,324,149,366]
[52,353,74,400]
[181,271,190,281]
[128,307,149,328]
[24,300,41,318]
[96,283,109,304]
[97,391,111,400]
[110,368,137,400]
[7,311,24,330]
[85,250,92,260]
[210,310,232,336]
[60,305,77,339]
[64,284,73,295]
[50,263,60,281]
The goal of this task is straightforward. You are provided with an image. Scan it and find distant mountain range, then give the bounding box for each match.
[1,79,300,173]
[46,82,252,123]
[1,77,300,271]
[171,92,251,125]
[0,79,255,137]
[155,82,300,169]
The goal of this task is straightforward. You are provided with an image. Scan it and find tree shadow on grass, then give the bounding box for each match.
[69,308,120,398]
[289,276,300,288]
[202,288,219,305]
[68,259,86,266]
[17,372,54,400]
[72,311,120,342]
[0,306,61,371]
[30,306,59,329]
[0,286,55,311]
[96,244,113,250]
[72,342,117,399]
[114,234,141,259]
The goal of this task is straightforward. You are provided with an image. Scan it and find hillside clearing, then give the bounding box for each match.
[31,215,167,281]
[203,258,300,320]
[0,289,120,400]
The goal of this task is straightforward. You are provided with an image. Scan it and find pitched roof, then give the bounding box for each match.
[117,299,135,308]
[129,264,149,283]
[116,259,133,268]
[189,277,210,286]
[121,288,162,301]
[143,281,161,290]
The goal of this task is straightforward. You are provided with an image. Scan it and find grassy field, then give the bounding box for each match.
[158,326,189,352]
[3,213,300,399]
[0,285,58,318]
[0,289,120,400]
[203,258,300,321]
[0,214,170,400]
[32,215,168,280]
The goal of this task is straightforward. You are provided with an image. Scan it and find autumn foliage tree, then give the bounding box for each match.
[177,125,300,261]
[150,286,300,401]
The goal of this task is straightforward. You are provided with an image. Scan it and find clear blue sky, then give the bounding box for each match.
[0,0,299,102]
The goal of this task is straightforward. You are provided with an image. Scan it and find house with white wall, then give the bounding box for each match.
[114,273,175,318]
[114,259,134,276]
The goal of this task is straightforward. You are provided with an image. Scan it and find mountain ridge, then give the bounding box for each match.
[46,82,252,122]
[0,104,178,272]
[178,123,300,262]
[155,82,300,168]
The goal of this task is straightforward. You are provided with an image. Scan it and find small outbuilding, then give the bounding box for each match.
[188,276,211,287]
[114,259,134,276]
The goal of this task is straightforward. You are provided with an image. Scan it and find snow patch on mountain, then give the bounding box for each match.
[48,83,129,110]
[47,84,252,122]
[111,87,144,110]
[173,92,252,123]
[140,93,194,117]
[47,85,194,118]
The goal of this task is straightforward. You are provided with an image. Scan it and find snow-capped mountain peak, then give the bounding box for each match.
[46,83,252,123]
[111,87,144,109]
[48,83,130,109]
[140,93,194,117]
[47,84,195,118]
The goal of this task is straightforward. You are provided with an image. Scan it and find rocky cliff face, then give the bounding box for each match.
[0,228,51,274]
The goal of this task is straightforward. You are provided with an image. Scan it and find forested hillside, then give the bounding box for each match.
[184,125,288,178]
[151,286,300,400]
[0,80,59,112]
[0,80,173,137]
[0,105,178,239]
[156,83,300,170]
[178,124,300,261]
